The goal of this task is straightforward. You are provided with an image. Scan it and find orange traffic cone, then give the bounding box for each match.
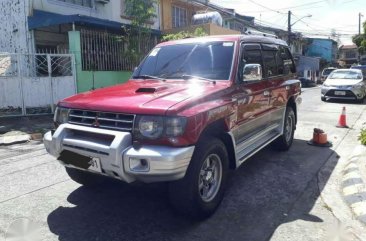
[336,106,348,128]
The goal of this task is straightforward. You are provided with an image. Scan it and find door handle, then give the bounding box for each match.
[263,90,271,97]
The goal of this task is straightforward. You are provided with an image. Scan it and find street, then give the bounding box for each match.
[0,86,365,241]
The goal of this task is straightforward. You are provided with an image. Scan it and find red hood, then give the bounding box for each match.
[59,79,230,115]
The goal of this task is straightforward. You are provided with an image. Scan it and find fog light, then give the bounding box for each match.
[129,158,150,172]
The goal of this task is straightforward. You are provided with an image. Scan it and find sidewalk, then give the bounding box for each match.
[318,106,366,235]
[0,115,53,145]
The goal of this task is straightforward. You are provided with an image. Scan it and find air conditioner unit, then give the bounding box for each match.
[96,0,110,4]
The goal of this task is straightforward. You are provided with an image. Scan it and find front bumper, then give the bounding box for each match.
[44,124,195,183]
[321,86,365,100]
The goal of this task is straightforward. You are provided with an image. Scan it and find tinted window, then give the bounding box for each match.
[279,46,295,75]
[135,41,235,80]
[243,49,262,65]
[262,50,278,77]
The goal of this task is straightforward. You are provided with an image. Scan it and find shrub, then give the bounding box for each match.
[359,128,366,145]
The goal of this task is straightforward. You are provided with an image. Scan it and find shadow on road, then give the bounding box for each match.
[47,139,338,241]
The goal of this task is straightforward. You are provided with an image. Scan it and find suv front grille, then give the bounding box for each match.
[68,109,135,132]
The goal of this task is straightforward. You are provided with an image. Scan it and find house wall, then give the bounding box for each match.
[163,23,240,35]
[68,31,131,93]
[32,0,160,30]
[0,0,34,53]
[160,0,206,31]
[305,39,337,63]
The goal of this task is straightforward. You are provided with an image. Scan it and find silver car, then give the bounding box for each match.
[321,69,366,102]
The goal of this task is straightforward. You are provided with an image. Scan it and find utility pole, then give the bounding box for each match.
[288,11,292,45]
[359,13,364,35]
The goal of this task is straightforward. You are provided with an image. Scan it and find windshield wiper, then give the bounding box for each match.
[133,75,166,81]
[181,74,216,84]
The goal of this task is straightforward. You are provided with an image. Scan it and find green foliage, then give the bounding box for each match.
[122,0,157,65]
[124,0,157,30]
[359,128,366,145]
[352,21,366,55]
[162,27,208,42]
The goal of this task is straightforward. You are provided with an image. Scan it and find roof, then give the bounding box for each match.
[28,10,161,35]
[339,44,358,50]
[157,35,287,47]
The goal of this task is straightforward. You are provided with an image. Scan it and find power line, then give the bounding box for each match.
[247,0,287,14]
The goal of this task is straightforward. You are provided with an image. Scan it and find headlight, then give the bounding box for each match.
[135,116,187,139]
[353,82,364,88]
[54,107,70,125]
[165,117,187,137]
[323,83,330,87]
[137,116,164,139]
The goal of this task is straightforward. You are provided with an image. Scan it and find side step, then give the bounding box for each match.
[236,129,281,166]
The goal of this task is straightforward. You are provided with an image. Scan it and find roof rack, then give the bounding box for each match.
[244,30,278,39]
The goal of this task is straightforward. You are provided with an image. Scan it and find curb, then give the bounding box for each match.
[341,145,366,225]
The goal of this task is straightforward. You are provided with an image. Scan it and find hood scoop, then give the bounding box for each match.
[135,86,168,93]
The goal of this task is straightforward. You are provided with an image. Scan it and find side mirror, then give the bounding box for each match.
[243,64,262,82]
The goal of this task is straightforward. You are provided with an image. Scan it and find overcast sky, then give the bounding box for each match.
[210,0,365,45]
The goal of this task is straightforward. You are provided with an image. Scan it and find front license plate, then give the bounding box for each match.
[334,91,346,96]
[88,157,102,172]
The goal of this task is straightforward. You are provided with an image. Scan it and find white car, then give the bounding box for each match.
[321,69,366,102]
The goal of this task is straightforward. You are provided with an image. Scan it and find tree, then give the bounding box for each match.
[123,0,157,64]
[162,27,207,42]
[352,21,366,55]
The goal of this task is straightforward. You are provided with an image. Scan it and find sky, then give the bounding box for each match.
[210,0,365,45]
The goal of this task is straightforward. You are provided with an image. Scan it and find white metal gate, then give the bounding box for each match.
[0,53,76,117]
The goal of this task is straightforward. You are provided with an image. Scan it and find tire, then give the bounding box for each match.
[169,137,229,220]
[321,97,326,102]
[65,167,105,186]
[272,106,296,151]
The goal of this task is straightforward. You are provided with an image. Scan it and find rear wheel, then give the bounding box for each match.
[169,137,229,220]
[65,167,105,186]
[272,106,295,151]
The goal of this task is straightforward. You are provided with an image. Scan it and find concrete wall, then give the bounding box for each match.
[0,0,34,53]
[32,0,160,30]
[163,23,240,35]
[68,31,131,93]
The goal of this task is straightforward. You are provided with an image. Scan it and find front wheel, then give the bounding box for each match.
[169,137,229,220]
[321,96,326,102]
[272,107,296,151]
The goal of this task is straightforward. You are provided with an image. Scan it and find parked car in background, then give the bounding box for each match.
[320,67,337,83]
[299,77,316,87]
[321,69,366,102]
[351,65,366,78]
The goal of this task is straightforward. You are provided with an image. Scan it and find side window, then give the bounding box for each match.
[262,50,278,77]
[276,50,284,75]
[241,44,263,82]
[243,49,262,65]
[280,46,296,74]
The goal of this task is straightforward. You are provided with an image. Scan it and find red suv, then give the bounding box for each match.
[44,35,301,219]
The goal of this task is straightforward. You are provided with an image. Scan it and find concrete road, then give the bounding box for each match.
[0,86,365,241]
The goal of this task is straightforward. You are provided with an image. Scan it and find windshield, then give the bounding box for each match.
[322,69,335,75]
[328,70,362,80]
[134,41,235,80]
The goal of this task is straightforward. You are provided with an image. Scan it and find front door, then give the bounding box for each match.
[233,44,272,144]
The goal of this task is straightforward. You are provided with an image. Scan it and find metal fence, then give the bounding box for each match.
[0,53,76,117]
[80,29,157,72]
